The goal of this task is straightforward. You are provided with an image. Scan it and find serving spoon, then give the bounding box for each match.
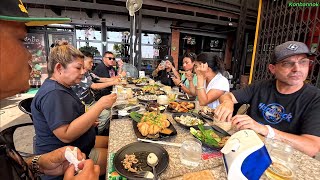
[147,153,159,180]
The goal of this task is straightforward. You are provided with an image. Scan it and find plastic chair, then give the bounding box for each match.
[18,97,33,121]
[0,123,34,157]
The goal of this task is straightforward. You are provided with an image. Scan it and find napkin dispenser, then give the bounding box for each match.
[221,130,271,180]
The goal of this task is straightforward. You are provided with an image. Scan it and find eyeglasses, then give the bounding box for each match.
[104,57,115,61]
[277,58,314,68]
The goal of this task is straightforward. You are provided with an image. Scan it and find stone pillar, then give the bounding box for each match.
[171,29,180,69]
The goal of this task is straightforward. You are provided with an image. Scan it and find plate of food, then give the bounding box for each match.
[135,83,148,87]
[177,94,196,101]
[130,112,177,139]
[150,90,166,95]
[190,124,230,150]
[146,102,166,113]
[141,85,160,93]
[132,78,148,84]
[126,77,136,84]
[172,113,204,128]
[137,95,157,103]
[198,106,215,120]
[113,142,169,179]
[167,101,195,113]
[113,104,139,111]
[132,88,144,96]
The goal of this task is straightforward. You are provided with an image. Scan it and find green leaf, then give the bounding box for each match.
[190,127,204,141]
[197,124,219,147]
[129,112,142,122]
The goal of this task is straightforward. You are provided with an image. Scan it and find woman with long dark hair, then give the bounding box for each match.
[192,52,229,109]
[172,52,197,96]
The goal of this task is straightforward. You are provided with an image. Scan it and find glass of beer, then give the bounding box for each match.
[265,140,295,180]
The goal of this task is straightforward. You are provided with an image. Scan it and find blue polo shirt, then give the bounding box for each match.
[31,79,96,157]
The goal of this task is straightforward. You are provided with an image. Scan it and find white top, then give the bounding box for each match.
[205,73,230,109]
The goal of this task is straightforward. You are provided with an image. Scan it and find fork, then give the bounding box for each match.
[133,171,154,179]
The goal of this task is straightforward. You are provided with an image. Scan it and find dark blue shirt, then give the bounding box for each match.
[92,63,117,99]
[31,79,96,157]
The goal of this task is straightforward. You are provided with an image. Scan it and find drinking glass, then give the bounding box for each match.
[172,87,180,93]
[116,85,124,94]
[126,88,133,99]
[265,140,295,180]
[180,139,202,168]
[168,92,177,102]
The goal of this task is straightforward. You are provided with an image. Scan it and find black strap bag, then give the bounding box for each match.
[0,135,34,180]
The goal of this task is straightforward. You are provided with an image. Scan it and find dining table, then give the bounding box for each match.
[106,83,320,180]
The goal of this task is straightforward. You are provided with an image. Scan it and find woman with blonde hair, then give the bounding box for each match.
[31,42,116,180]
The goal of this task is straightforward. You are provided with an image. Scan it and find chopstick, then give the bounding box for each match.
[137,138,182,147]
[185,93,190,100]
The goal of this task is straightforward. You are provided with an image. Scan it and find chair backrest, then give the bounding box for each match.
[18,98,33,121]
[0,122,34,157]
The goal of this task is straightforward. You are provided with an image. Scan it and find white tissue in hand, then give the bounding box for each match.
[65,147,82,171]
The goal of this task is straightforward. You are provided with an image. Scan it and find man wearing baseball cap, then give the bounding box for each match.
[215,41,320,157]
[0,0,99,179]
[152,55,180,87]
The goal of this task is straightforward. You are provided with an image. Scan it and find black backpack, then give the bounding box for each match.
[0,135,34,180]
